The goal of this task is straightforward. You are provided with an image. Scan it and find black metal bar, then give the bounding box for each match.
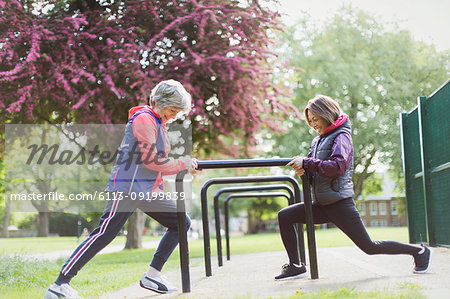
[301,173,319,279]
[224,198,230,261]
[200,181,213,276]
[294,190,305,267]
[198,158,292,169]
[213,184,296,266]
[175,170,190,292]
[224,192,290,260]
[200,174,308,277]
[213,191,223,266]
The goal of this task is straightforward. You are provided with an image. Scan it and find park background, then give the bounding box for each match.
[0,0,449,298]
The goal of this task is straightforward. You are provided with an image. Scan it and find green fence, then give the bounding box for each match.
[400,79,450,247]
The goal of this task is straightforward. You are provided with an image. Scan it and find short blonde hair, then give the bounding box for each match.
[150,79,192,113]
[304,95,341,127]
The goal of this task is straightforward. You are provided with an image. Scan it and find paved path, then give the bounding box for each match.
[101,246,450,299]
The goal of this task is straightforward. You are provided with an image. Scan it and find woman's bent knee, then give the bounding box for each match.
[277,209,286,222]
[278,208,293,226]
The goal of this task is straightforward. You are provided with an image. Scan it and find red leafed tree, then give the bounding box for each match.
[1,0,297,240]
[0,0,297,156]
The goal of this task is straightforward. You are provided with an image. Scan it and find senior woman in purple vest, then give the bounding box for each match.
[45,80,197,298]
[275,95,431,280]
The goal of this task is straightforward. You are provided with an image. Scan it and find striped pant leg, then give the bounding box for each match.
[59,195,133,280]
[139,195,191,271]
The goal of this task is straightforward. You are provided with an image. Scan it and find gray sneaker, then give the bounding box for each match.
[139,273,177,294]
[44,283,82,298]
[413,245,432,274]
[274,263,308,280]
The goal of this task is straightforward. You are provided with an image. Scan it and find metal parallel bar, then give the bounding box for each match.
[213,184,296,266]
[175,170,190,293]
[198,158,292,169]
[200,182,213,277]
[301,173,318,279]
[175,158,318,292]
[199,174,313,278]
[214,184,295,197]
[203,177,295,276]
[206,175,305,268]
[293,186,305,266]
[213,192,223,266]
[224,199,230,261]
[224,192,290,261]
[202,176,301,276]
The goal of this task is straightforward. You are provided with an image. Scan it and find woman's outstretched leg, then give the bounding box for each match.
[324,198,431,273]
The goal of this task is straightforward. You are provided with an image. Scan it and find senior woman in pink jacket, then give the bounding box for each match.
[45,80,197,298]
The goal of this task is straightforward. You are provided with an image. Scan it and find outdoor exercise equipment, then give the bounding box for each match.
[175,158,318,293]
[201,175,304,277]
[212,184,302,267]
[223,191,291,261]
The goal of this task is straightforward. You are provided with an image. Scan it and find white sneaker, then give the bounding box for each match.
[139,273,177,294]
[44,283,82,299]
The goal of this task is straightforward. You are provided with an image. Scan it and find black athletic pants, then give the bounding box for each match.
[278,197,420,265]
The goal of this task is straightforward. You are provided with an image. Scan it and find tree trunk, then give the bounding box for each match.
[2,199,10,238]
[31,177,52,238]
[354,147,377,200]
[247,209,260,234]
[125,210,145,249]
[36,211,49,237]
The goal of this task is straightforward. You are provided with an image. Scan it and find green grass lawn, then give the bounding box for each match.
[224,226,409,254]
[0,235,160,255]
[282,283,424,299]
[0,227,416,299]
[0,226,409,255]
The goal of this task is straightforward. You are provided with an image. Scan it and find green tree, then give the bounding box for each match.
[246,196,284,234]
[271,7,449,199]
[5,125,108,236]
[1,0,291,243]
[0,157,9,237]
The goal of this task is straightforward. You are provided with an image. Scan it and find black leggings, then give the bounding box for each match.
[278,198,420,265]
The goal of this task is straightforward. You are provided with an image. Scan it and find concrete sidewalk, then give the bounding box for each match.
[101,246,450,299]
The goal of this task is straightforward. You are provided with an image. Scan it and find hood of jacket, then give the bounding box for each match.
[321,113,349,136]
[127,105,160,120]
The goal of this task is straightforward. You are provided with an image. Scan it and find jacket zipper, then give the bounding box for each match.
[312,137,325,204]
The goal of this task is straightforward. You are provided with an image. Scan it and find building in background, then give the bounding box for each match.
[357,173,407,227]
[357,197,406,227]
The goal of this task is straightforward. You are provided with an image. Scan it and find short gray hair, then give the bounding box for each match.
[150,79,192,113]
